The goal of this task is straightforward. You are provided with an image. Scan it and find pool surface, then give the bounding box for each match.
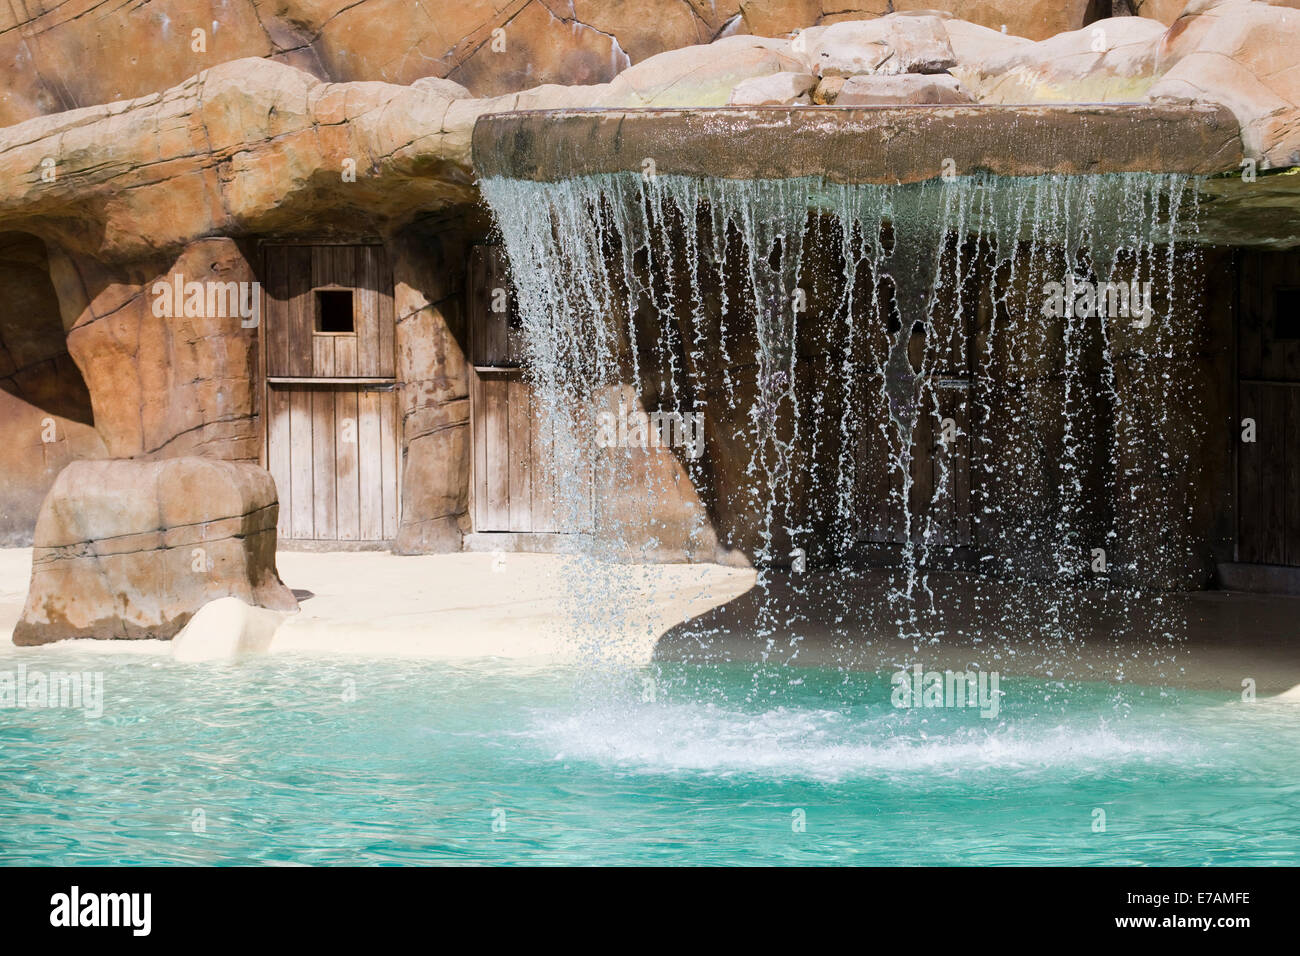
[1,648,1297,865]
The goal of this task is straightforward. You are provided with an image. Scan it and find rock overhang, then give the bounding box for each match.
[472,103,1245,184]
[470,101,1300,248]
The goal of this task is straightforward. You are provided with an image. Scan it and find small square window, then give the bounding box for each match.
[1274,288,1300,340]
[315,289,354,333]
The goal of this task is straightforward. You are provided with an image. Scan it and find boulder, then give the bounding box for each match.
[943,19,1033,75]
[170,597,285,662]
[593,36,805,107]
[728,72,818,105]
[64,239,261,460]
[796,14,958,77]
[962,16,1169,103]
[836,73,974,104]
[12,458,297,646]
[411,76,472,99]
[1151,0,1300,168]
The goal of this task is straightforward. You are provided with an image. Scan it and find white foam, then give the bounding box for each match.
[530,699,1189,783]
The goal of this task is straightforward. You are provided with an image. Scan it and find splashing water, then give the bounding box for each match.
[480,172,1206,669]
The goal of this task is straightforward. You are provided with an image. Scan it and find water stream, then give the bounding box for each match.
[482,172,1206,662]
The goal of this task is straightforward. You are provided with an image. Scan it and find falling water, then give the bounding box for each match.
[480,171,1206,670]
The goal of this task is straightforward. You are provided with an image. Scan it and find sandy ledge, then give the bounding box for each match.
[2,547,1298,697]
[0,548,754,665]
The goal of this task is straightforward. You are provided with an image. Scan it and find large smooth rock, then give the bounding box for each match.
[13,458,297,645]
[63,239,261,460]
[1151,0,1300,168]
[961,16,1169,103]
[729,72,817,105]
[592,36,805,107]
[796,14,958,77]
[837,73,974,104]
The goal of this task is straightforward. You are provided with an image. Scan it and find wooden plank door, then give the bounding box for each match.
[470,370,593,533]
[266,383,400,542]
[264,244,395,380]
[468,244,592,535]
[1238,250,1300,565]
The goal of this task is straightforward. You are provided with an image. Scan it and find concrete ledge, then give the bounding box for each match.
[473,104,1243,184]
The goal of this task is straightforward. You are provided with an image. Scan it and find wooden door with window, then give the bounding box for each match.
[262,243,400,544]
[1237,251,1300,565]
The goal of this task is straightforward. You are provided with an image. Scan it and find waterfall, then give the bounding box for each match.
[480,171,1205,656]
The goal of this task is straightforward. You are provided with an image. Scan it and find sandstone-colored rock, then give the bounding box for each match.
[0,2,1123,129]
[729,72,817,105]
[170,597,285,662]
[0,58,481,262]
[411,76,473,99]
[796,14,958,77]
[944,18,1033,78]
[813,75,847,104]
[390,233,472,554]
[1135,0,1196,20]
[836,72,974,105]
[0,230,109,543]
[964,16,1169,103]
[1151,0,1300,168]
[0,390,107,546]
[62,239,261,460]
[891,0,1098,41]
[13,457,297,645]
[594,36,805,107]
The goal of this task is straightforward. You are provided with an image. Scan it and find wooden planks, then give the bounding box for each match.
[902,381,970,547]
[263,243,395,380]
[263,243,400,544]
[507,377,533,533]
[334,386,360,541]
[288,389,314,538]
[267,386,292,538]
[468,245,519,368]
[1239,382,1289,565]
[311,389,337,540]
[470,369,591,534]
[1237,251,1300,566]
[265,383,399,543]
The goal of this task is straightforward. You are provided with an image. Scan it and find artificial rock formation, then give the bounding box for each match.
[0,1,1159,129]
[13,458,297,645]
[0,4,1295,268]
[0,0,1294,579]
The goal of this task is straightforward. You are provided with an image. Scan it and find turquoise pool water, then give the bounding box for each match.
[1,649,1297,865]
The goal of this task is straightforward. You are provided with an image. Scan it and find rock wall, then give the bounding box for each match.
[0,0,1159,129]
[0,231,105,543]
[0,0,1294,566]
[390,224,476,554]
[60,239,261,461]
